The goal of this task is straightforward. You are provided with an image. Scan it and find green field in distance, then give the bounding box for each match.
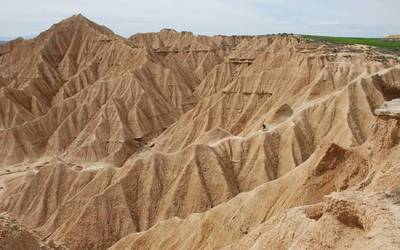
[302,35,400,51]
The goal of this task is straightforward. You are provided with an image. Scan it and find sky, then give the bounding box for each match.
[1,0,400,39]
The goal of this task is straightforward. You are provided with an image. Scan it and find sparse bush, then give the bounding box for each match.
[302,35,400,51]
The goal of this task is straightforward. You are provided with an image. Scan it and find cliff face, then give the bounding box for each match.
[1,15,400,250]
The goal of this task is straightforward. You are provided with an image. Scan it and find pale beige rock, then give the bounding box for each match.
[0,15,400,250]
[384,34,400,41]
[0,212,65,250]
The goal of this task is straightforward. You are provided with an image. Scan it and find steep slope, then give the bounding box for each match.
[109,116,400,250]
[129,29,249,81]
[0,15,201,166]
[0,16,400,250]
[0,212,65,250]
[226,191,400,250]
[110,191,400,250]
[153,38,399,173]
[1,63,400,249]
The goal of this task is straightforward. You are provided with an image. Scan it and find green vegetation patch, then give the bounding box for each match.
[302,35,400,51]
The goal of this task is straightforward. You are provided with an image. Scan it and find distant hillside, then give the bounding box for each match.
[385,34,400,41]
[303,35,400,51]
[0,35,35,43]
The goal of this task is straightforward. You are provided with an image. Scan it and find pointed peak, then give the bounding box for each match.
[60,14,94,26]
[45,14,116,38]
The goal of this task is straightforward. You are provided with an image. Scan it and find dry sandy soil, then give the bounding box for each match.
[1,14,400,249]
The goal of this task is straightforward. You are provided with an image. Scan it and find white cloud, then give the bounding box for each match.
[311,21,340,26]
[0,0,399,38]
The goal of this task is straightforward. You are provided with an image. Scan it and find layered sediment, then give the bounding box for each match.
[1,15,400,250]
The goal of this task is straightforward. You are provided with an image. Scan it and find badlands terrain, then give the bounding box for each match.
[1,14,400,249]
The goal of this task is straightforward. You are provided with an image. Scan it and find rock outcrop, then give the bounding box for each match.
[0,212,65,250]
[384,34,400,41]
[0,15,400,250]
[375,98,400,116]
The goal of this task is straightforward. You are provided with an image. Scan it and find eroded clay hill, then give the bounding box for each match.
[0,212,65,250]
[0,14,230,167]
[1,15,400,250]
